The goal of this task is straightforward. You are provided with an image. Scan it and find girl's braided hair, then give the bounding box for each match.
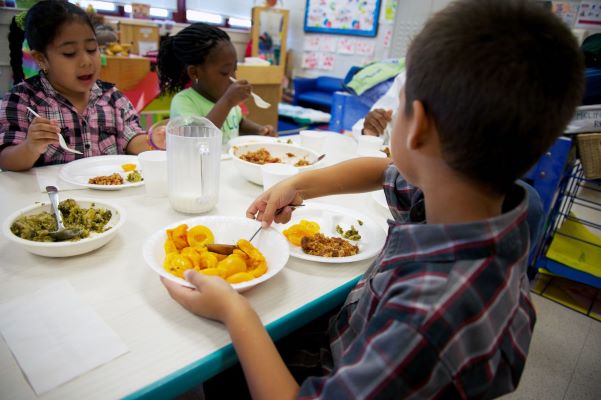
[157,22,230,95]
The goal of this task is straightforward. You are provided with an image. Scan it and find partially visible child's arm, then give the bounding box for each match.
[0,116,60,171]
[125,135,151,155]
[162,272,299,400]
[247,157,391,226]
[206,80,252,130]
[240,118,276,137]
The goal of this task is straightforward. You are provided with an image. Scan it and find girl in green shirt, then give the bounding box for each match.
[158,23,276,144]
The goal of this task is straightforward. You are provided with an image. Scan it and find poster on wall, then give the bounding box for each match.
[575,1,601,28]
[304,0,382,37]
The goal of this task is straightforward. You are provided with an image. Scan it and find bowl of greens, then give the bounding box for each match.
[2,198,126,257]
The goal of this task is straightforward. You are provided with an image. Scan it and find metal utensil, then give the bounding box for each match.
[229,77,271,109]
[27,107,82,154]
[314,154,325,164]
[45,186,82,241]
[206,204,304,255]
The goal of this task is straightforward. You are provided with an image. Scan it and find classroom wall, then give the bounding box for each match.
[287,0,454,79]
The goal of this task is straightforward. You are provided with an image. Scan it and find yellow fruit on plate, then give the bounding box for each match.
[187,225,215,248]
[121,163,137,172]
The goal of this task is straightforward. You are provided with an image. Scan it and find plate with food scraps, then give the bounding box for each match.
[276,202,387,263]
[59,155,145,190]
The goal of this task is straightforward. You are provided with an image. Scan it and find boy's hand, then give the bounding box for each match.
[161,271,245,323]
[363,109,393,136]
[223,79,252,107]
[260,124,276,137]
[246,180,303,227]
[26,117,60,155]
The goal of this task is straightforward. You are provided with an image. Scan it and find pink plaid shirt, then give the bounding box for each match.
[0,73,144,166]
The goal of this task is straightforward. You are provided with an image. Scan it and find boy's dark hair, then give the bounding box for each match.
[404,0,584,193]
[158,23,231,95]
[8,0,95,84]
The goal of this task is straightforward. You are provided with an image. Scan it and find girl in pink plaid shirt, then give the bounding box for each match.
[0,1,165,171]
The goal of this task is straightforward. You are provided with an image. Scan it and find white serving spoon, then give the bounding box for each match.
[26,107,83,154]
[229,76,271,109]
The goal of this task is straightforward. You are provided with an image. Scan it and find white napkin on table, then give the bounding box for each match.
[34,168,83,192]
[0,281,129,395]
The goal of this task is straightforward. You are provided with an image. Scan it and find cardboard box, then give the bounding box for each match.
[119,21,159,55]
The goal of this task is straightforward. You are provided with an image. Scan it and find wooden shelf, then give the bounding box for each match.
[100,56,150,91]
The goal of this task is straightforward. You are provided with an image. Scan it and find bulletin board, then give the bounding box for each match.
[303,0,382,37]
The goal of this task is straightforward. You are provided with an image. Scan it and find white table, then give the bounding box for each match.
[0,133,392,400]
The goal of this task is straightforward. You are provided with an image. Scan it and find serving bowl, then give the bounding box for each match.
[2,198,126,258]
[143,216,289,292]
[229,142,325,185]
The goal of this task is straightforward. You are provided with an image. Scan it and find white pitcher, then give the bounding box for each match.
[166,116,222,214]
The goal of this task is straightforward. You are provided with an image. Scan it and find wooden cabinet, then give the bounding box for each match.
[99,56,150,91]
[237,65,283,128]
[118,20,159,56]
[239,7,290,128]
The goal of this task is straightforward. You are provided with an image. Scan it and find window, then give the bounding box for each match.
[123,5,171,19]
[228,17,252,29]
[186,10,225,25]
[186,0,253,19]
[70,0,117,12]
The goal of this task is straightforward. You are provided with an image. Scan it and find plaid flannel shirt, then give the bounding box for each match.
[0,73,144,166]
[298,164,536,399]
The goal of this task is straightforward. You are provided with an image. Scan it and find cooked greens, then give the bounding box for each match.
[10,199,112,242]
[127,170,143,183]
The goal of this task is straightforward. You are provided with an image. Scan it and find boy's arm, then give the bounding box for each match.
[247,157,391,226]
[226,298,299,400]
[162,272,299,400]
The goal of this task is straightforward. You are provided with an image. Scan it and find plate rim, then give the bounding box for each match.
[58,154,145,190]
[371,190,389,211]
[277,201,387,264]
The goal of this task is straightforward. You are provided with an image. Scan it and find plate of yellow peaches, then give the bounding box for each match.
[142,216,290,292]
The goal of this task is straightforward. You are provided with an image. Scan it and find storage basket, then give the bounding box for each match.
[576,133,601,179]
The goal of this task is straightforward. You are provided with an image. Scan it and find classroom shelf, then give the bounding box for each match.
[535,161,601,289]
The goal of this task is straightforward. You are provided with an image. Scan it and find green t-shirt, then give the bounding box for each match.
[170,88,242,144]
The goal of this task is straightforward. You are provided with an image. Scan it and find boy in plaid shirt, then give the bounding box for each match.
[163,0,584,398]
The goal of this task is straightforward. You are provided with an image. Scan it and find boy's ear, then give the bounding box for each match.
[30,50,48,71]
[406,100,432,150]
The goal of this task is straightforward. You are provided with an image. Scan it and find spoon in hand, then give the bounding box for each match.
[27,107,82,154]
[229,76,271,109]
[45,186,82,241]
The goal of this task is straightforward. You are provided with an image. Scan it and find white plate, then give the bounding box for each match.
[59,155,145,190]
[3,198,126,258]
[371,190,388,211]
[276,202,386,263]
[143,216,290,292]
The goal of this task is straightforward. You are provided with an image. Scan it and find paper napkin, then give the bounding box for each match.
[35,168,83,192]
[0,281,129,395]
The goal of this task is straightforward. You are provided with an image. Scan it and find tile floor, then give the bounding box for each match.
[501,294,601,399]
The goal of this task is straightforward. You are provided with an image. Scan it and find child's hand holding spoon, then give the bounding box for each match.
[26,107,82,154]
